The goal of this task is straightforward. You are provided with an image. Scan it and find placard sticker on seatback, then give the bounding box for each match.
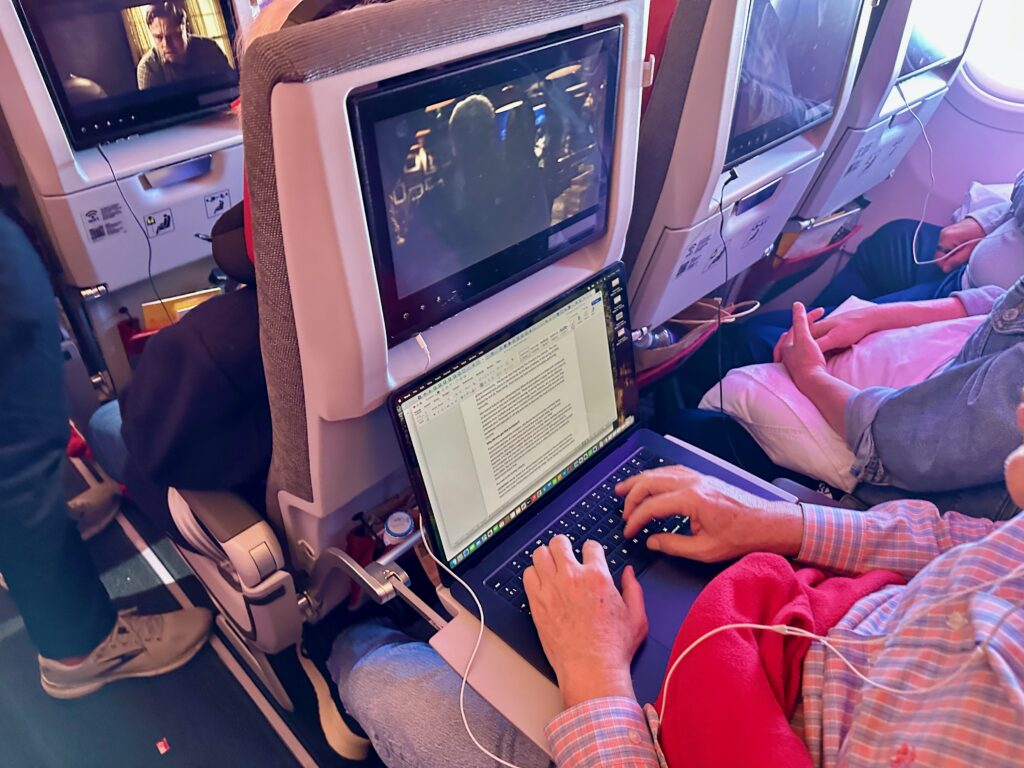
[144,209,175,238]
[82,203,128,242]
[204,190,231,219]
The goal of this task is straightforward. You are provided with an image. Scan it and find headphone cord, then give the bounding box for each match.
[714,168,747,471]
[95,143,173,324]
[894,82,971,268]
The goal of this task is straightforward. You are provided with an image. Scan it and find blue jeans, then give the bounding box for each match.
[813,219,961,307]
[86,400,128,484]
[328,621,552,768]
[653,219,964,484]
[0,213,116,658]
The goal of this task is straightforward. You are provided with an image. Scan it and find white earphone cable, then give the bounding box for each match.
[417,516,527,768]
[894,83,979,267]
[661,562,1024,724]
[416,512,1022,764]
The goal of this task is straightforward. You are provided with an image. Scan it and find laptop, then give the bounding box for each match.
[390,263,789,703]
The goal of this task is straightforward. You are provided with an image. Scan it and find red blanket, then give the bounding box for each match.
[655,553,904,767]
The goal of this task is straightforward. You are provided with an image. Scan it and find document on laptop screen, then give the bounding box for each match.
[401,288,618,560]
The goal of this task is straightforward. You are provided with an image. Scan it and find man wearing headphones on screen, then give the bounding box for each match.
[328,393,1024,767]
[137,2,234,90]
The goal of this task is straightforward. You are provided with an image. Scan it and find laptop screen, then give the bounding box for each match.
[392,265,636,567]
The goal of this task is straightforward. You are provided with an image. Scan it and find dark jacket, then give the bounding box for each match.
[120,287,270,524]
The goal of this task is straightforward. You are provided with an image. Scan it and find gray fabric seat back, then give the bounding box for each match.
[622,0,713,273]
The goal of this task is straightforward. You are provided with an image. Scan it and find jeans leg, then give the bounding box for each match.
[0,214,116,659]
[330,621,553,768]
[935,265,967,299]
[813,219,944,306]
[857,263,968,306]
[666,314,791,407]
[86,400,128,484]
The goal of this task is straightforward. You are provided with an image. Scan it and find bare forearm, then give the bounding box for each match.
[794,369,859,436]
[872,297,968,332]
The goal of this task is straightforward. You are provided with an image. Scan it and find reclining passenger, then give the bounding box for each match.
[660,277,1023,521]
[119,266,269,532]
[675,170,1024,407]
[87,0,304,525]
[817,168,1024,307]
[326,395,1024,767]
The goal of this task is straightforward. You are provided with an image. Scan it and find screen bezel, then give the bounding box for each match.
[723,0,863,171]
[349,23,623,347]
[389,262,637,570]
[13,0,240,150]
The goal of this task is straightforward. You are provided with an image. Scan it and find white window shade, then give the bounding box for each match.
[964,0,1024,104]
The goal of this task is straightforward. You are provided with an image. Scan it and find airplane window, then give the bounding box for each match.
[963,0,1024,104]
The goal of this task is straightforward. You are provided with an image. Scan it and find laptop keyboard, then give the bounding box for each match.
[486,448,691,614]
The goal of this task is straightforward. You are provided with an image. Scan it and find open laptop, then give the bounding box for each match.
[390,263,789,703]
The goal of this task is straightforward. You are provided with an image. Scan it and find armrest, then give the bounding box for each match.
[772,478,836,507]
[176,489,286,589]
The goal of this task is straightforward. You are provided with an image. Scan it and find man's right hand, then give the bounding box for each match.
[615,466,804,563]
[934,217,986,273]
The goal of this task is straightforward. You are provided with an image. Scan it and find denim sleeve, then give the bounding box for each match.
[969,201,1012,234]
[845,345,1024,491]
[951,285,1005,316]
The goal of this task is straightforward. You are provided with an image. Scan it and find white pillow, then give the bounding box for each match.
[699,300,985,491]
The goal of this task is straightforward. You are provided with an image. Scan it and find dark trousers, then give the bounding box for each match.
[656,219,963,481]
[813,219,961,307]
[0,214,115,659]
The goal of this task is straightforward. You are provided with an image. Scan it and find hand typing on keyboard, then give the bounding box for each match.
[523,536,647,709]
[487,449,687,613]
[616,466,804,563]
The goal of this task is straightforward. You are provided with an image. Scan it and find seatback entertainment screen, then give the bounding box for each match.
[899,0,982,80]
[15,0,239,149]
[350,24,622,345]
[725,0,863,169]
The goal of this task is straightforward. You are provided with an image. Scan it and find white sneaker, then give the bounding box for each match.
[68,482,121,540]
[38,607,212,699]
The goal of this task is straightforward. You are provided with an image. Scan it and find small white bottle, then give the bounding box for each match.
[382,510,415,548]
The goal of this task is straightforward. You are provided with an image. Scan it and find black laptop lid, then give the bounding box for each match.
[390,263,637,570]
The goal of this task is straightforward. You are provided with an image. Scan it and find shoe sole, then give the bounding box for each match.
[296,647,371,761]
[77,498,121,542]
[39,631,210,700]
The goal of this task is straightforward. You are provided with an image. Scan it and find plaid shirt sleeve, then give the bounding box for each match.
[797,500,1001,577]
[546,696,659,768]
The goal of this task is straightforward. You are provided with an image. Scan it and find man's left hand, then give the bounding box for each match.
[778,302,827,385]
[524,536,648,709]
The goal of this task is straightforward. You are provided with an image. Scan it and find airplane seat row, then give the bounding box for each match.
[625,0,873,334]
[162,0,650,701]
[31,0,988,713]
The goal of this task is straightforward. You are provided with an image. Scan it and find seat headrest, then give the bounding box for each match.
[210,201,256,285]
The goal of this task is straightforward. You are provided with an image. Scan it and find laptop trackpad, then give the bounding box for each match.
[631,637,671,705]
[631,557,713,703]
[642,557,712,646]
